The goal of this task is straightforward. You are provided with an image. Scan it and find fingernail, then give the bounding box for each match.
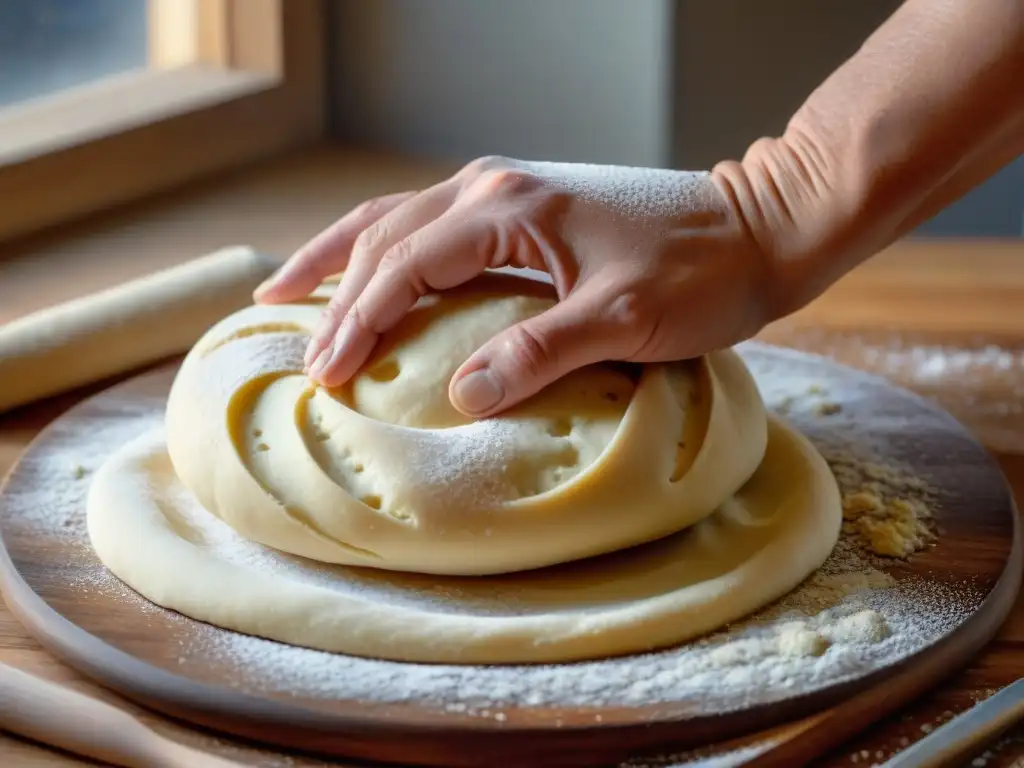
[308,318,359,383]
[304,314,333,367]
[307,341,334,379]
[255,264,289,299]
[254,278,275,299]
[452,368,504,414]
[304,337,323,368]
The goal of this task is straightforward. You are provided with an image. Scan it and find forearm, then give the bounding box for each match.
[714,0,1024,315]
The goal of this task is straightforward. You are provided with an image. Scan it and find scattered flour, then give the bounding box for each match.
[766,330,1024,453]
[860,343,1020,383]
[0,344,1008,768]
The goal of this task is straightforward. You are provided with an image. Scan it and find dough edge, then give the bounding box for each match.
[86,413,841,665]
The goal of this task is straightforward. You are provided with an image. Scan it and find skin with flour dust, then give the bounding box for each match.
[253,0,1022,419]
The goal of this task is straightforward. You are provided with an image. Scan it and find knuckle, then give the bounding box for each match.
[503,323,555,379]
[376,238,414,274]
[355,194,401,222]
[476,168,537,198]
[351,198,381,223]
[322,295,348,324]
[746,136,778,160]
[384,189,419,205]
[347,300,375,334]
[604,288,655,331]
[352,221,387,257]
[461,154,505,177]
[379,240,431,299]
[314,303,346,343]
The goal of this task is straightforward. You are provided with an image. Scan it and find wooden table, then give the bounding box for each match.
[2,145,1023,766]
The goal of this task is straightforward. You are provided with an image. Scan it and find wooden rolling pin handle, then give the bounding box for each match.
[0,663,241,767]
[0,245,281,414]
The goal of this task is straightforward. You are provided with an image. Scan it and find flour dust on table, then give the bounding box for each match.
[769,327,1024,453]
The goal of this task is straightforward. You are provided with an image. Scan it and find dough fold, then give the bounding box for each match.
[164,273,768,576]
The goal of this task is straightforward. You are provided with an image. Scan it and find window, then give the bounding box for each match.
[0,0,326,243]
[0,1,149,109]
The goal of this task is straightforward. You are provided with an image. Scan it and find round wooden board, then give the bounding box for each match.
[0,343,1020,768]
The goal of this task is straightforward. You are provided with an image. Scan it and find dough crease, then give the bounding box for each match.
[87,272,842,664]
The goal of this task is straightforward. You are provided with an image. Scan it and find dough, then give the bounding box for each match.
[87,416,840,664]
[163,272,768,575]
[0,246,278,414]
[86,271,843,664]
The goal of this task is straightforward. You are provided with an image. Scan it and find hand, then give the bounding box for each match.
[254,156,783,417]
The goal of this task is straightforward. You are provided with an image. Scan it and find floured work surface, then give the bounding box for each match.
[0,344,1018,768]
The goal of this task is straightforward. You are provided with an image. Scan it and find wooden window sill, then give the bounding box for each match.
[0,143,454,323]
[0,0,328,244]
[0,66,275,166]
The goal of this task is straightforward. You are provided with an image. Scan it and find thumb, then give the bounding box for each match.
[449,287,633,417]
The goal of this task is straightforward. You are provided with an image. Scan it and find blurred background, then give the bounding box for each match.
[1,0,1020,238]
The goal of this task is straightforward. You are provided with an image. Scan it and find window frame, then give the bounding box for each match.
[0,0,326,244]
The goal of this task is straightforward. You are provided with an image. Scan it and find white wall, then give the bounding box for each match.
[330,0,674,167]
[329,0,1022,235]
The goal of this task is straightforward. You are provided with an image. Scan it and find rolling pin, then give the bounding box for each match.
[0,246,280,414]
[0,663,244,767]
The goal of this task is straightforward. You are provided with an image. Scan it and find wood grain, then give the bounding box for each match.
[0,345,1019,767]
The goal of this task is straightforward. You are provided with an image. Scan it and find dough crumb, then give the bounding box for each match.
[707,638,769,667]
[765,372,938,562]
[843,490,884,519]
[829,609,890,644]
[857,497,934,558]
[841,489,934,558]
[776,622,830,657]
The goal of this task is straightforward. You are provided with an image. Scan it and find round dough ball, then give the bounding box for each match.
[164,273,768,576]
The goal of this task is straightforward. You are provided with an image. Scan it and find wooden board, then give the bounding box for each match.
[759,323,1024,456]
[0,343,1019,768]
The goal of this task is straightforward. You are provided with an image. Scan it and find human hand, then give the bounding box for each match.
[254,156,783,417]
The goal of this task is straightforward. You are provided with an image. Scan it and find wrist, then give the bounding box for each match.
[710,117,881,320]
[714,0,1024,322]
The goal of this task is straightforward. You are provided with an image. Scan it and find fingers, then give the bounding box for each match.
[304,183,460,373]
[303,252,379,370]
[253,191,416,304]
[308,210,501,386]
[449,286,637,417]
